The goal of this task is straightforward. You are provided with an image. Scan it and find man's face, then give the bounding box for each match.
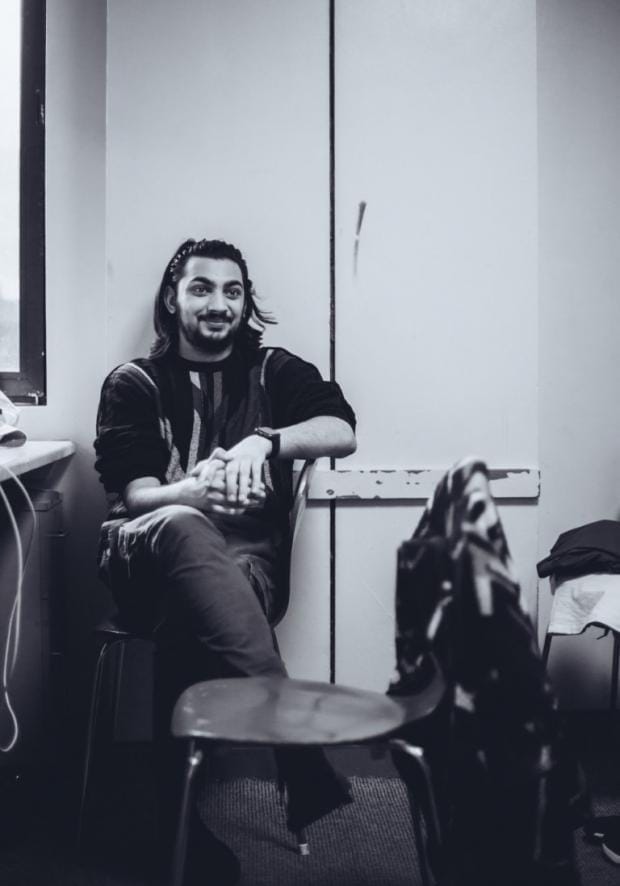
[166,256,246,360]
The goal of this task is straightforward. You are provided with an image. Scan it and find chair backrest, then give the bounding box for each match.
[290,459,317,548]
[270,458,316,627]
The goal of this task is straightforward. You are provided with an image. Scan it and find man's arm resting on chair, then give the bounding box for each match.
[124,417,355,516]
[274,415,357,461]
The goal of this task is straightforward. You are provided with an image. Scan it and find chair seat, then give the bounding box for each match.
[171,672,443,746]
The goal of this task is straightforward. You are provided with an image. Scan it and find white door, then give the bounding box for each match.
[333,0,539,689]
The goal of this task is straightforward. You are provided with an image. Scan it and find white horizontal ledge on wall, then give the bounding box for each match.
[309,467,540,501]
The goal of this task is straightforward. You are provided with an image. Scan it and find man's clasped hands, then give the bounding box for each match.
[181,433,272,515]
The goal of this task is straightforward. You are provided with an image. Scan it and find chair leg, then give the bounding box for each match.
[112,641,127,739]
[390,738,442,886]
[611,632,620,712]
[76,638,115,852]
[296,827,310,855]
[541,633,552,667]
[410,789,431,885]
[274,767,309,854]
[170,740,204,886]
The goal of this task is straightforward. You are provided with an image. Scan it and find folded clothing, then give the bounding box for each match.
[537,520,620,580]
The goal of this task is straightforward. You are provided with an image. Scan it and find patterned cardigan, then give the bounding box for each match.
[390,458,587,886]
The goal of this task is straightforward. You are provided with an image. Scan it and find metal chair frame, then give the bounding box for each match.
[76,459,317,849]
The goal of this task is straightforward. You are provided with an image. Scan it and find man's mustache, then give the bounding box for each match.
[200,311,231,322]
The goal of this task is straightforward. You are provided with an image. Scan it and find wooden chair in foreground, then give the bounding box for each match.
[170,663,446,885]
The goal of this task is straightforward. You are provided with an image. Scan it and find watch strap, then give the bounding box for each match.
[254,427,280,458]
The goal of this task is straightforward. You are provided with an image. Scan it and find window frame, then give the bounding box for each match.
[0,0,46,405]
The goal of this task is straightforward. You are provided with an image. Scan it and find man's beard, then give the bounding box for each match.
[183,317,240,355]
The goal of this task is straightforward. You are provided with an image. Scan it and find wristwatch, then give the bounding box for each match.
[254,426,280,459]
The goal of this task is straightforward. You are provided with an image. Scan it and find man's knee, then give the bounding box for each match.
[150,504,220,545]
[151,503,207,527]
[126,505,223,558]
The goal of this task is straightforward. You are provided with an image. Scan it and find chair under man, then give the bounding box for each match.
[76,460,317,848]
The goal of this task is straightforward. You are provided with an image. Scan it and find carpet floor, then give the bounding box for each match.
[1,721,620,885]
[199,775,422,886]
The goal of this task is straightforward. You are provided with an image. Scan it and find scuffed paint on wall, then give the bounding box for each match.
[353,200,367,276]
[311,466,540,501]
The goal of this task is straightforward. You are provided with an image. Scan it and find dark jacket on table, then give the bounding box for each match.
[537,519,620,580]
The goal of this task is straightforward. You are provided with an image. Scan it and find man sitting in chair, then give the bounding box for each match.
[93,238,356,884]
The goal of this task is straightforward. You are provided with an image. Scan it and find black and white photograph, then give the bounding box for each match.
[1,1,620,884]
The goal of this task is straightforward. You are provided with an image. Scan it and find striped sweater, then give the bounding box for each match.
[94,345,355,528]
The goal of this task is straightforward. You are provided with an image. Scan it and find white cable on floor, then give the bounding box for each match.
[0,464,37,752]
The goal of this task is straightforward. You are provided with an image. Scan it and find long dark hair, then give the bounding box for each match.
[150,238,276,357]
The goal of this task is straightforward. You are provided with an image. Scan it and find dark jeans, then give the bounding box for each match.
[99,507,285,840]
[98,504,350,858]
[99,504,286,679]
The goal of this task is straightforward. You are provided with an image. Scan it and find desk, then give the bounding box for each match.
[0,440,76,478]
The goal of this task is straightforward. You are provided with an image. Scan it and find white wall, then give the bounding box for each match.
[334,0,539,689]
[16,0,620,708]
[105,0,333,680]
[538,0,620,707]
[103,0,541,693]
[106,0,332,372]
[20,0,109,656]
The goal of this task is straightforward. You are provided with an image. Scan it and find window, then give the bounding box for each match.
[0,0,46,404]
